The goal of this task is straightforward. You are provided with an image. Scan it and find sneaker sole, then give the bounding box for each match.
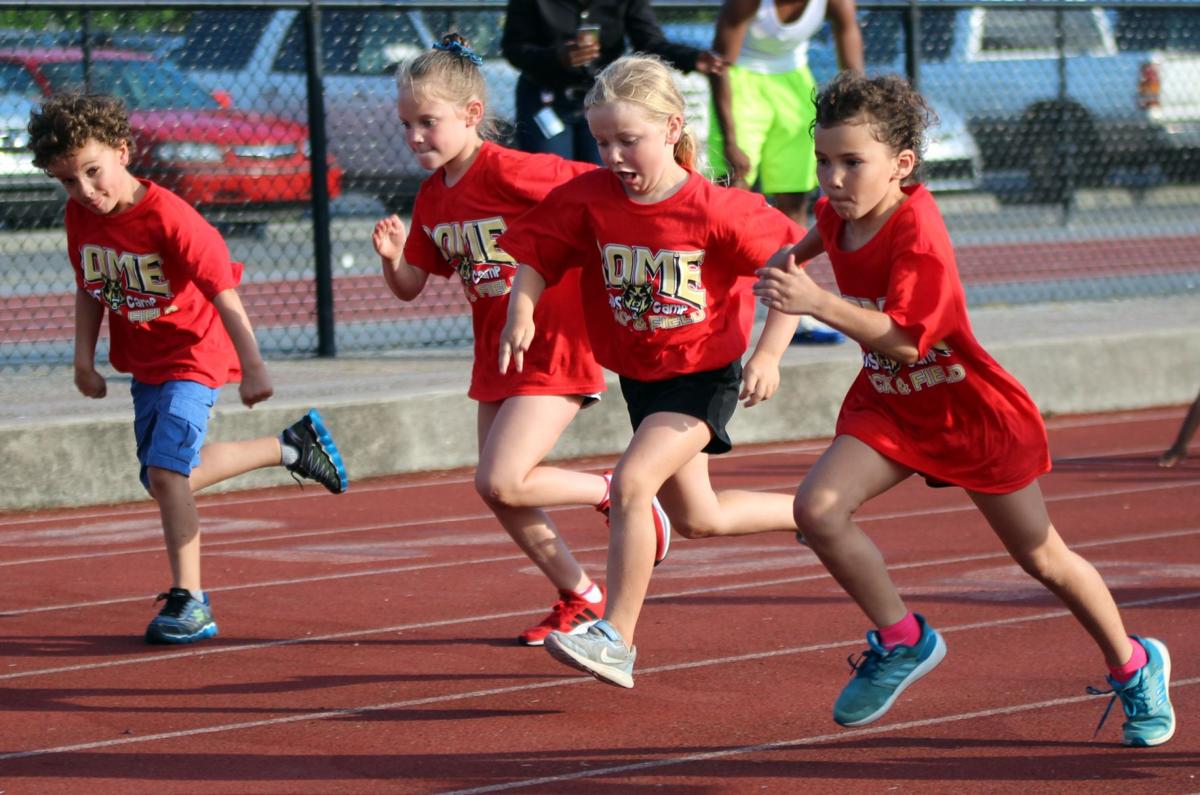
[305,409,349,494]
[836,630,947,727]
[545,635,634,689]
[145,621,218,645]
[1126,637,1175,747]
[518,618,600,647]
[652,498,671,567]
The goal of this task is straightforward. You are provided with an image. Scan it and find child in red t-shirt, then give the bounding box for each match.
[498,54,807,688]
[371,35,670,646]
[755,72,1174,746]
[28,93,348,646]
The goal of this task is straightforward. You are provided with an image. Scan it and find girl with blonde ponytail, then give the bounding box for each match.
[497,54,812,688]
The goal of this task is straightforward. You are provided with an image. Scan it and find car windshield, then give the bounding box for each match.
[39,59,220,110]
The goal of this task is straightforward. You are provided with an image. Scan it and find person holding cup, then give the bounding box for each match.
[502,0,725,164]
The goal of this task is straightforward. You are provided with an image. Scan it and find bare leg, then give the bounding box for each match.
[604,414,712,645]
[475,396,608,594]
[189,436,283,492]
[147,466,202,593]
[970,482,1133,667]
[656,454,798,538]
[792,435,914,628]
[1158,390,1200,468]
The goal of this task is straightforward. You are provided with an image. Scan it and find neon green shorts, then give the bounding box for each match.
[707,65,818,195]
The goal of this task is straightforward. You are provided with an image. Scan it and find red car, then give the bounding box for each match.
[1,47,342,212]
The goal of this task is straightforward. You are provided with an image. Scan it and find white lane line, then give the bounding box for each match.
[1,469,1196,602]
[443,674,1200,794]
[2,463,1196,570]
[1,529,1197,682]
[1,593,1195,762]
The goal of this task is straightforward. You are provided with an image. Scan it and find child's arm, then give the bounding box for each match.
[372,215,430,301]
[213,288,274,407]
[73,288,107,399]
[498,264,546,374]
[755,255,920,364]
[741,307,801,407]
[765,226,825,271]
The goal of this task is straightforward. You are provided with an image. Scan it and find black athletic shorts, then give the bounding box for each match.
[618,361,741,455]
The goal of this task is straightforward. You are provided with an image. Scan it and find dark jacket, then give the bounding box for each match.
[501,0,702,98]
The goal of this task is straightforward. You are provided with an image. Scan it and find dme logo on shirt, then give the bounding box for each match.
[80,245,171,297]
[424,216,515,302]
[600,244,707,332]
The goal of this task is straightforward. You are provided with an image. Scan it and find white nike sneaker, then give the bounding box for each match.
[545,619,636,688]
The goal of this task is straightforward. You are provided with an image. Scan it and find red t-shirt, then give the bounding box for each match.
[816,185,1050,493]
[67,179,242,388]
[404,142,604,402]
[498,169,801,381]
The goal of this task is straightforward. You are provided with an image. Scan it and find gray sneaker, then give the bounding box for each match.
[545,619,636,688]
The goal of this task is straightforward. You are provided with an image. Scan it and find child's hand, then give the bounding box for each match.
[372,215,407,261]
[498,315,535,374]
[754,253,819,315]
[764,244,796,272]
[238,362,274,408]
[74,366,106,399]
[740,353,780,408]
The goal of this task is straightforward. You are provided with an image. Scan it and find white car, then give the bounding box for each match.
[174,8,518,213]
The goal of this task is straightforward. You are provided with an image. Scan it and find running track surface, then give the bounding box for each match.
[1,406,1197,793]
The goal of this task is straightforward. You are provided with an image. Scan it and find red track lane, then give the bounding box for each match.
[0,407,1197,793]
[4,234,1198,343]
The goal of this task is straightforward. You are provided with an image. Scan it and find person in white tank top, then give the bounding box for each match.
[708,0,862,217]
[708,0,862,344]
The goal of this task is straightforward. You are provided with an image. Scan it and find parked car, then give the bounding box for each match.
[0,46,343,224]
[174,7,518,212]
[850,6,1200,201]
[0,93,64,227]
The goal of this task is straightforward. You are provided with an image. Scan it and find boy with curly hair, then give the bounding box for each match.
[28,92,349,644]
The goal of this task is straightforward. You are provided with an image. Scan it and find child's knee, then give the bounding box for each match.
[474,466,520,507]
[145,465,186,501]
[792,487,849,538]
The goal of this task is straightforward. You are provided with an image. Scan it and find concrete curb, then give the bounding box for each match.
[3,296,1197,511]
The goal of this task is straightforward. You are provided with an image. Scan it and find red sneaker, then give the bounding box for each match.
[519,587,606,647]
[596,470,672,566]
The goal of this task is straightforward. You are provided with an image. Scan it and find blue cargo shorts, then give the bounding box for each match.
[131,378,219,491]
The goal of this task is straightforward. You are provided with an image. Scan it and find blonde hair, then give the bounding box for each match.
[394,34,497,139]
[584,54,696,169]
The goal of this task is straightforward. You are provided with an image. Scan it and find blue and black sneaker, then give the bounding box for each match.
[1089,636,1175,747]
[283,409,349,494]
[833,613,946,726]
[145,587,217,644]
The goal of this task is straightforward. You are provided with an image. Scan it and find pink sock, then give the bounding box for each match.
[878,612,921,649]
[1108,637,1148,682]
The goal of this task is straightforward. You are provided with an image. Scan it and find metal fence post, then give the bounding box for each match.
[305,0,336,357]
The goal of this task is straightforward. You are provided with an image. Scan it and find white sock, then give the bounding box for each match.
[188,589,204,602]
[578,583,603,604]
[280,434,299,466]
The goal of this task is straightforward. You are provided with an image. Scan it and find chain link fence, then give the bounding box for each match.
[1,0,1198,370]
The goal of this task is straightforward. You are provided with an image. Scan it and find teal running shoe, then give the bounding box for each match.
[833,613,946,726]
[283,409,349,494]
[1089,636,1175,747]
[545,618,636,689]
[145,587,218,644]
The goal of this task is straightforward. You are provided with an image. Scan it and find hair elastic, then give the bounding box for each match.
[433,39,484,66]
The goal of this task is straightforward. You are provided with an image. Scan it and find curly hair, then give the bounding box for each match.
[27,92,134,170]
[814,72,937,181]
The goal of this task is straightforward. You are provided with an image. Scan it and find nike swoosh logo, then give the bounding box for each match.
[598,647,626,664]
